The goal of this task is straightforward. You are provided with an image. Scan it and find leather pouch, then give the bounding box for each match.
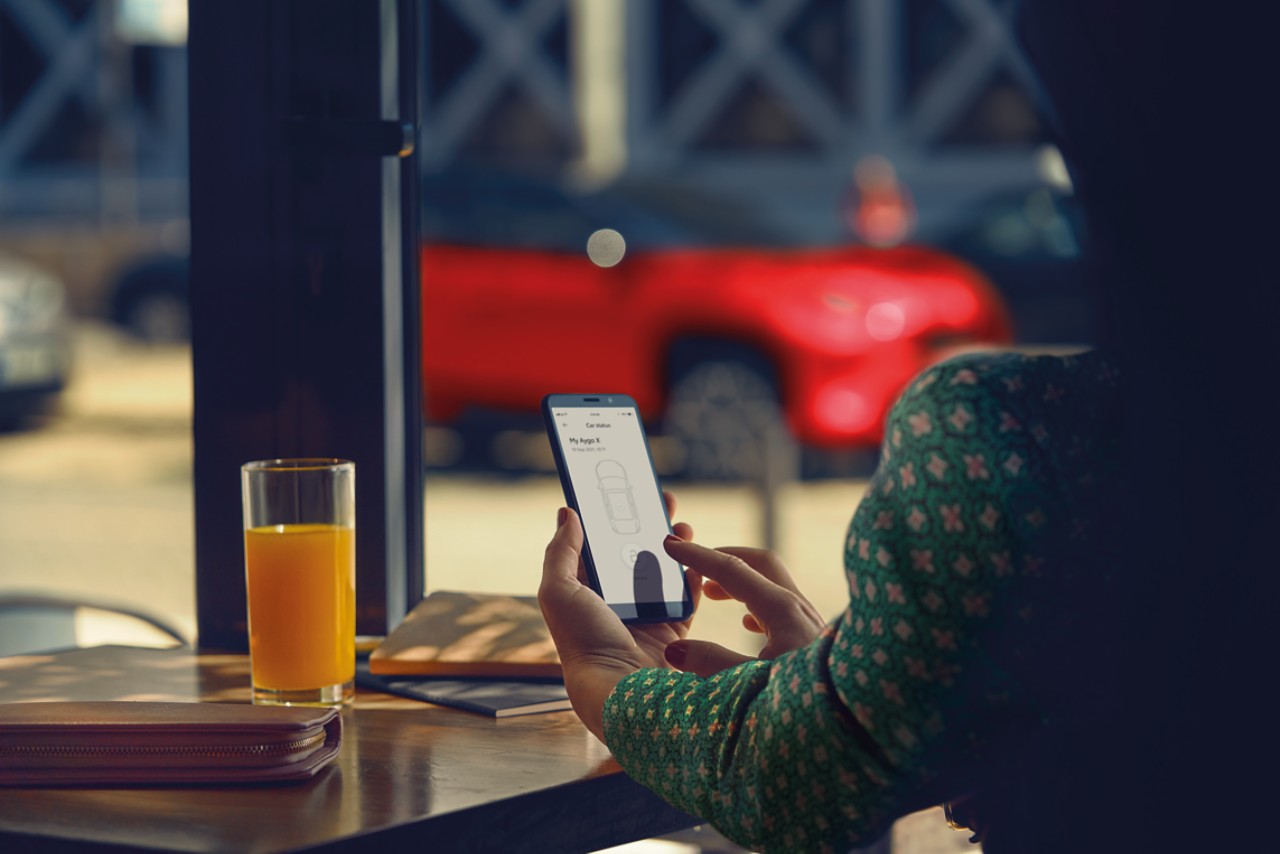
[0,701,341,786]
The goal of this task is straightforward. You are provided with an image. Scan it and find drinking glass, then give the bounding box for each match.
[241,458,355,706]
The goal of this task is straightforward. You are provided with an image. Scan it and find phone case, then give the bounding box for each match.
[542,393,693,623]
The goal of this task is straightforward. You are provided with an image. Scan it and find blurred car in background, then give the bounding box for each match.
[72,169,1018,479]
[420,169,1013,479]
[920,186,1097,346]
[0,253,71,430]
[107,252,191,344]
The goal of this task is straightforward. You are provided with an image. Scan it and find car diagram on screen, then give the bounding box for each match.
[596,460,639,534]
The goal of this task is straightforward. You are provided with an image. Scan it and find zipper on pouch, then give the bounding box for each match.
[0,730,326,760]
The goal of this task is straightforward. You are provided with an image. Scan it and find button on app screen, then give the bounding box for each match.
[553,406,681,607]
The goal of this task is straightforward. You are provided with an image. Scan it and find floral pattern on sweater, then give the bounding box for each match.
[603,350,1121,852]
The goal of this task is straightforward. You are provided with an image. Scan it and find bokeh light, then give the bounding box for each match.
[587,228,626,268]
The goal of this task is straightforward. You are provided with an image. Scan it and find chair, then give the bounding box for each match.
[0,592,189,657]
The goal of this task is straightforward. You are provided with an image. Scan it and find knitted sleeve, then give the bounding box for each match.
[603,353,1078,852]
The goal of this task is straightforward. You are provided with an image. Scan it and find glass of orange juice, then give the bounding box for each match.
[241,458,355,706]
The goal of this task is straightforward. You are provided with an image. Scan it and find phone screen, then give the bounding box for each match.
[543,394,693,623]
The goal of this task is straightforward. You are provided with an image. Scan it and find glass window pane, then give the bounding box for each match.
[416,0,1093,660]
[1,0,192,653]
[1,1,1095,668]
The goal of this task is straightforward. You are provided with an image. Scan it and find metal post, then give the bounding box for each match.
[189,0,422,650]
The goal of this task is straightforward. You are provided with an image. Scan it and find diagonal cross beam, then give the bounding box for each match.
[424,0,573,166]
[659,0,844,150]
[0,0,102,173]
[902,0,1038,147]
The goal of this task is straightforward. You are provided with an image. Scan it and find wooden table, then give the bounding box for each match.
[0,645,699,853]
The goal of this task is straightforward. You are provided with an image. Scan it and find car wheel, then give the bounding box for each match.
[663,358,796,481]
[124,291,190,343]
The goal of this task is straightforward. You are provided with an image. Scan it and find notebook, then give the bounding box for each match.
[368,590,562,679]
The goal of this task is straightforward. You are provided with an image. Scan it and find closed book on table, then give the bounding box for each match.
[368,591,561,679]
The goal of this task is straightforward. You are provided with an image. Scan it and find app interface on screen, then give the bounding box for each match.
[552,405,683,607]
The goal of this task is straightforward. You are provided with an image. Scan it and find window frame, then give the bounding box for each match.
[187,0,422,650]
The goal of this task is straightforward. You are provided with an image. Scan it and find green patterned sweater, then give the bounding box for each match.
[603,350,1122,852]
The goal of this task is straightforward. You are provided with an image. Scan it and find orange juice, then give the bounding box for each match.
[244,523,355,692]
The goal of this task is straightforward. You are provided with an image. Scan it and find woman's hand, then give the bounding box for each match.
[660,537,825,678]
[538,495,699,741]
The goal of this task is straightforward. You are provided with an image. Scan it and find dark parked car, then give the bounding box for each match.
[109,254,191,344]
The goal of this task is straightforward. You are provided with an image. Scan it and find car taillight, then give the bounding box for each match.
[813,386,877,434]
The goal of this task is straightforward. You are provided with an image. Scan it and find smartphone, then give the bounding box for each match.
[542,393,694,623]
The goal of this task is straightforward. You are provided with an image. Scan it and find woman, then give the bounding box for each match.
[540,348,1125,852]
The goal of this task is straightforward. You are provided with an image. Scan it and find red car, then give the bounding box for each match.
[420,171,1012,479]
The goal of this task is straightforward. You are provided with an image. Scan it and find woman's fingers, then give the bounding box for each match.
[662,493,701,615]
[682,567,704,617]
[664,491,695,556]
[715,546,806,595]
[702,579,733,600]
[663,537,790,608]
[664,536,825,654]
[542,507,585,588]
[665,640,754,678]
